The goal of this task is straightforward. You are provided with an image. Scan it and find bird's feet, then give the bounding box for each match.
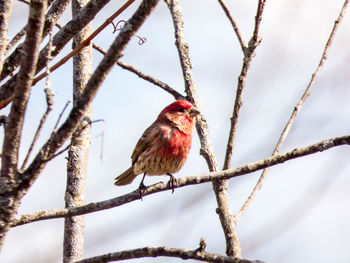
[167,173,178,194]
[138,181,147,201]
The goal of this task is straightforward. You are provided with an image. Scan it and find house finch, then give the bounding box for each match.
[114,100,199,196]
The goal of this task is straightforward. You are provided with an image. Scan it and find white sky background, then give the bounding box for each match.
[1,0,350,262]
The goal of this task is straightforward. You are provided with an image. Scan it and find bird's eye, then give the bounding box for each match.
[178,108,185,113]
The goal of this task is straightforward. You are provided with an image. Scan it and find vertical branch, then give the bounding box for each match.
[0,0,47,247]
[1,0,47,180]
[164,0,241,257]
[236,0,349,220]
[223,0,266,171]
[63,0,92,261]
[0,0,13,72]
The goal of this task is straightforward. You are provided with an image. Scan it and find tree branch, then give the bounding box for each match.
[0,0,47,248]
[0,0,71,82]
[73,245,264,263]
[164,0,241,257]
[12,134,350,227]
[21,32,55,170]
[32,0,136,86]
[1,0,47,181]
[217,0,246,51]
[116,60,185,99]
[0,0,114,109]
[236,0,350,220]
[0,0,13,73]
[63,0,93,261]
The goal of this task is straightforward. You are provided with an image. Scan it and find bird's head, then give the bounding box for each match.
[157,100,200,133]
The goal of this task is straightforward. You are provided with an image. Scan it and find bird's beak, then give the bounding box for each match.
[189,107,200,117]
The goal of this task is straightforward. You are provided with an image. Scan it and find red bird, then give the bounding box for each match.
[114,100,199,196]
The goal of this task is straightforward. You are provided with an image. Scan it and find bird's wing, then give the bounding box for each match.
[131,123,159,165]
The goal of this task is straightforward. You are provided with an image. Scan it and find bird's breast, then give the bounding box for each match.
[158,126,192,158]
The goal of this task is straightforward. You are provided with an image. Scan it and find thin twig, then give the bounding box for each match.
[5,28,26,54]
[12,134,350,227]
[5,0,57,54]
[236,0,349,220]
[92,43,184,99]
[252,0,266,43]
[46,119,105,163]
[217,0,247,51]
[117,61,184,99]
[32,0,136,86]
[73,245,263,263]
[21,32,55,170]
[53,101,71,132]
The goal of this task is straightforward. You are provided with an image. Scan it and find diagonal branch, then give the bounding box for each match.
[32,0,136,86]
[1,0,71,82]
[116,60,185,99]
[217,0,247,51]
[73,245,263,263]
[236,0,349,220]
[0,0,115,110]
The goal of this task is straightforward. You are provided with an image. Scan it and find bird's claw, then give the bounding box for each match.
[138,182,147,201]
[168,174,178,194]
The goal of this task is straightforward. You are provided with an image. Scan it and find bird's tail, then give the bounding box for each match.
[114,166,138,186]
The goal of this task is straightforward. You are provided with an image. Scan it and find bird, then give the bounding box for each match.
[114,99,199,197]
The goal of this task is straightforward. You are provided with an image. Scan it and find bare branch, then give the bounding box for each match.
[0,0,71,82]
[21,32,55,170]
[0,0,115,109]
[63,0,92,260]
[236,0,350,220]
[0,0,47,247]
[53,101,71,132]
[5,27,25,55]
[92,43,184,99]
[32,0,137,86]
[252,0,266,44]
[164,0,241,256]
[0,0,13,74]
[13,134,350,228]
[217,0,247,51]
[73,245,264,263]
[1,0,47,179]
[117,61,185,99]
